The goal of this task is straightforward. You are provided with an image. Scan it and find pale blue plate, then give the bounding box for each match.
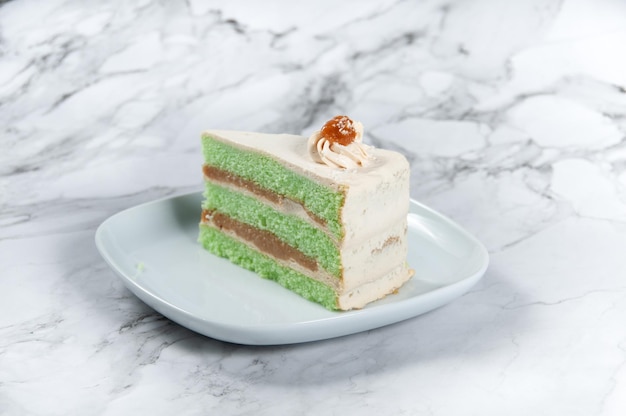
[95,192,488,345]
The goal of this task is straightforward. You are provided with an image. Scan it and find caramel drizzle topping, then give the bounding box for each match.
[320,115,358,146]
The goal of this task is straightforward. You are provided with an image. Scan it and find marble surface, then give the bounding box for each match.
[2,0,626,414]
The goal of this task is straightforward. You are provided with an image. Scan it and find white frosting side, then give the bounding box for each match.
[338,263,413,310]
[203,129,413,309]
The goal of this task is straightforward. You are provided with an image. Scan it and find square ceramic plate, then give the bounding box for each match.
[95,192,488,345]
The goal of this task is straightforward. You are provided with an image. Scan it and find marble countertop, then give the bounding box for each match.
[2,0,625,414]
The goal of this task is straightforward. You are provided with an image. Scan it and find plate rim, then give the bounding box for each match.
[95,192,489,345]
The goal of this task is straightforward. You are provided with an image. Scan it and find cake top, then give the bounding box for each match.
[203,116,408,188]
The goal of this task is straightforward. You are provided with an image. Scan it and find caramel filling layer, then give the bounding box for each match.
[203,165,326,227]
[201,209,318,272]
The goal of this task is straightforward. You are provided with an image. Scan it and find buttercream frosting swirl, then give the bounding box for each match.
[307,116,371,169]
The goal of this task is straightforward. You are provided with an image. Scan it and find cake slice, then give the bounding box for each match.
[198,116,413,311]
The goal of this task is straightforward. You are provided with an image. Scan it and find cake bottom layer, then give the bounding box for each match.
[337,263,413,310]
[199,224,414,311]
[199,224,339,310]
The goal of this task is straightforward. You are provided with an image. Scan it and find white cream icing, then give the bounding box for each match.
[307,117,372,170]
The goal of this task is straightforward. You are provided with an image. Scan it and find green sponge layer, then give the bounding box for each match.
[199,224,339,311]
[202,135,344,238]
[203,182,341,278]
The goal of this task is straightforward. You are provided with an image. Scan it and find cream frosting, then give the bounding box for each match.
[307,116,372,170]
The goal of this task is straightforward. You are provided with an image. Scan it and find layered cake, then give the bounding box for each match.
[198,115,413,310]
